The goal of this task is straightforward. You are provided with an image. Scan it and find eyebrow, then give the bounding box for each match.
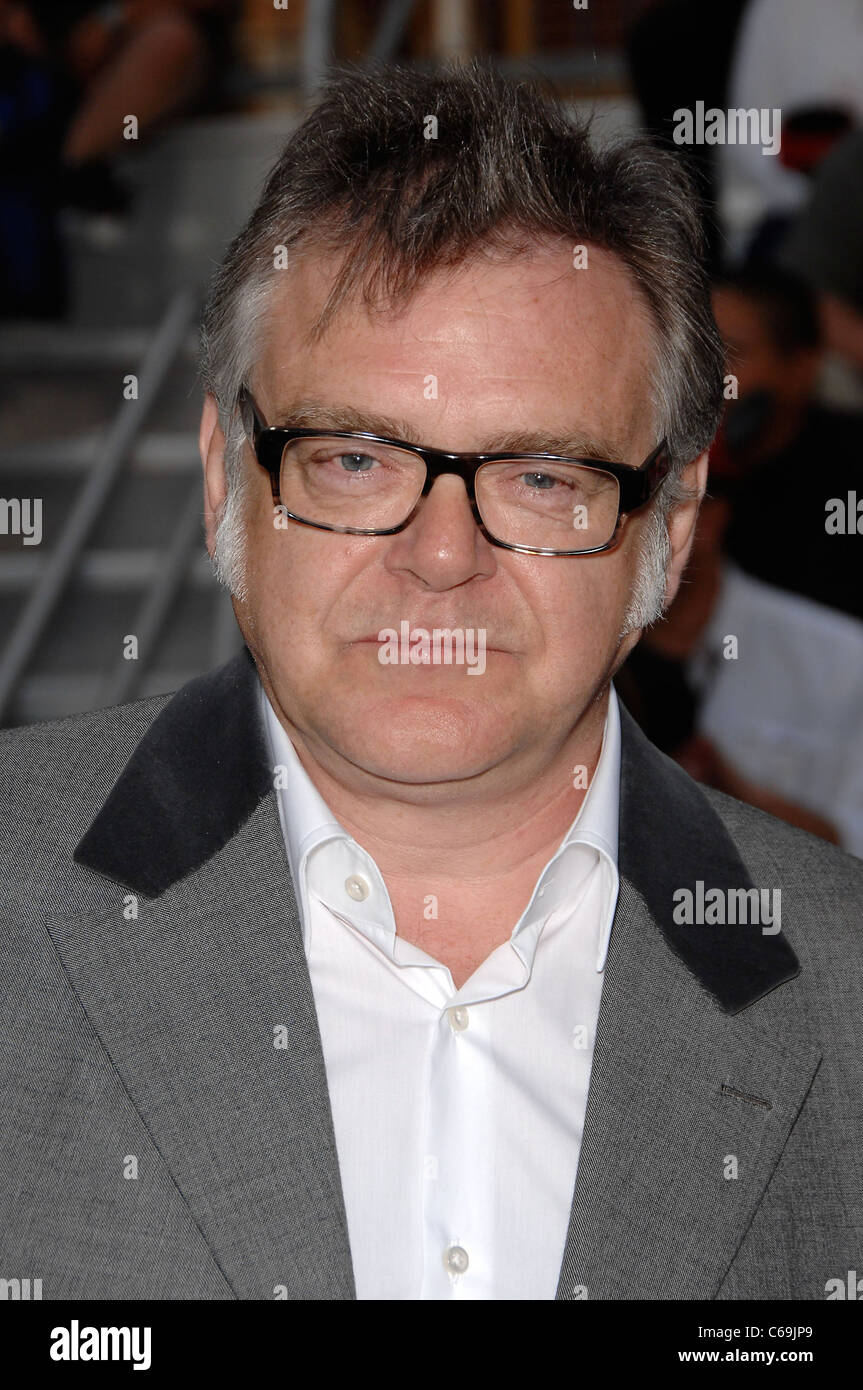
[267,398,630,463]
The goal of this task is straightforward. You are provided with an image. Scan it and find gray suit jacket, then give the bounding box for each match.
[1,645,861,1300]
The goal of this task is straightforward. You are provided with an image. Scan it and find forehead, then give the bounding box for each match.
[253,238,658,458]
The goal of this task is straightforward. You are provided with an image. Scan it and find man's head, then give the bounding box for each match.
[198,61,723,795]
[712,266,820,462]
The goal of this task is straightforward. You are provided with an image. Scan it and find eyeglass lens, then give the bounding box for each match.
[278,436,621,550]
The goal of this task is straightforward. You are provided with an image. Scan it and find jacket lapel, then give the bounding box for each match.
[555,706,818,1299]
[48,647,356,1299]
[54,648,816,1300]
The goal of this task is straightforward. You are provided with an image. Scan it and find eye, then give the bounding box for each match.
[335,452,378,473]
[521,471,563,490]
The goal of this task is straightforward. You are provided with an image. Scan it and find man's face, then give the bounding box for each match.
[206,240,665,798]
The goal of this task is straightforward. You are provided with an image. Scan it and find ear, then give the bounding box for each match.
[661,450,709,610]
[200,392,229,558]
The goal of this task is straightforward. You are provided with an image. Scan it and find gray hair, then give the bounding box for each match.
[200,59,724,622]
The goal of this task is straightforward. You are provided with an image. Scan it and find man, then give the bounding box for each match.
[617,472,863,853]
[779,128,863,384]
[625,0,749,271]
[713,265,863,621]
[1,62,861,1301]
[717,0,863,259]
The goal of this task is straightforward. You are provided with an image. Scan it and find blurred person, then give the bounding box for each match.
[2,62,862,1303]
[718,0,863,261]
[0,0,238,318]
[1,1,238,214]
[0,1,70,313]
[626,0,749,271]
[616,474,863,855]
[712,265,863,620]
[779,127,863,380]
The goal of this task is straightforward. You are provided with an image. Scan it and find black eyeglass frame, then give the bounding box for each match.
[239,388,671,557]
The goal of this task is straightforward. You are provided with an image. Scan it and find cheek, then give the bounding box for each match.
[247,494,322,588]
[525,549,633,651]
[238,507,310,648]
[246,518,378,640]
[527,557,635,696]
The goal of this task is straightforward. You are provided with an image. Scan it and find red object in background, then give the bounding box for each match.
[707,419,738,486]
[780,106,854,175]
[706,425,747,500]
[708,388,777,496]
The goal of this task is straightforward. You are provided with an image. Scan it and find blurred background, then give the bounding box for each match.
[1,0,861,853]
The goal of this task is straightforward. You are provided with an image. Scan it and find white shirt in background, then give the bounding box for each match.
[690,561,863,857]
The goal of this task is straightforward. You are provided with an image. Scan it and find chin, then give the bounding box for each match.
[332,695,507,785]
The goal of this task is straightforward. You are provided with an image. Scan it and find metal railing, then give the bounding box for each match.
[98,474,205,707]
[0,288,199,723]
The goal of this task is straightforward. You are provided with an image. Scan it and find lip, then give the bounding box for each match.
[350,633,510,654]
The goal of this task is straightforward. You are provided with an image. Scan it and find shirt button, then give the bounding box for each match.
[448,1006,469,1032]
[344,874,370,902]
[442,1244,469,1276]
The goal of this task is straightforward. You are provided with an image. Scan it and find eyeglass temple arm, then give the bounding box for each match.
[238,387,264,443]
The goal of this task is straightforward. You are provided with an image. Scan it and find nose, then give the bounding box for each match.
[383,472,497,590]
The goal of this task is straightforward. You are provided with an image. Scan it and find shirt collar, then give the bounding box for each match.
[260,677,621,972]
[260,678,346,897]
[561,685,620,867]
[514,687,620,972]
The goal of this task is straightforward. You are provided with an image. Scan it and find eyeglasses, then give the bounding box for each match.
[239,389,670,556]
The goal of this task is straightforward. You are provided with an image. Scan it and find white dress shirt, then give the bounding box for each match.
[260,678,621,1300]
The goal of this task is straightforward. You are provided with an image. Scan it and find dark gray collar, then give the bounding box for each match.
[74,645,799,1014]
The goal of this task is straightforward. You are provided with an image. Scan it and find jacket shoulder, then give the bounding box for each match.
[701,784,863,961]
[702,783,863,884]
[0,691,174,905]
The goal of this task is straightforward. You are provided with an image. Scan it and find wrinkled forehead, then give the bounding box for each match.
[251,238,659,459]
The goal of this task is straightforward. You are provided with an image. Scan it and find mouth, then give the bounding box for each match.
[346,636,505,644]
[349,633,511,656]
